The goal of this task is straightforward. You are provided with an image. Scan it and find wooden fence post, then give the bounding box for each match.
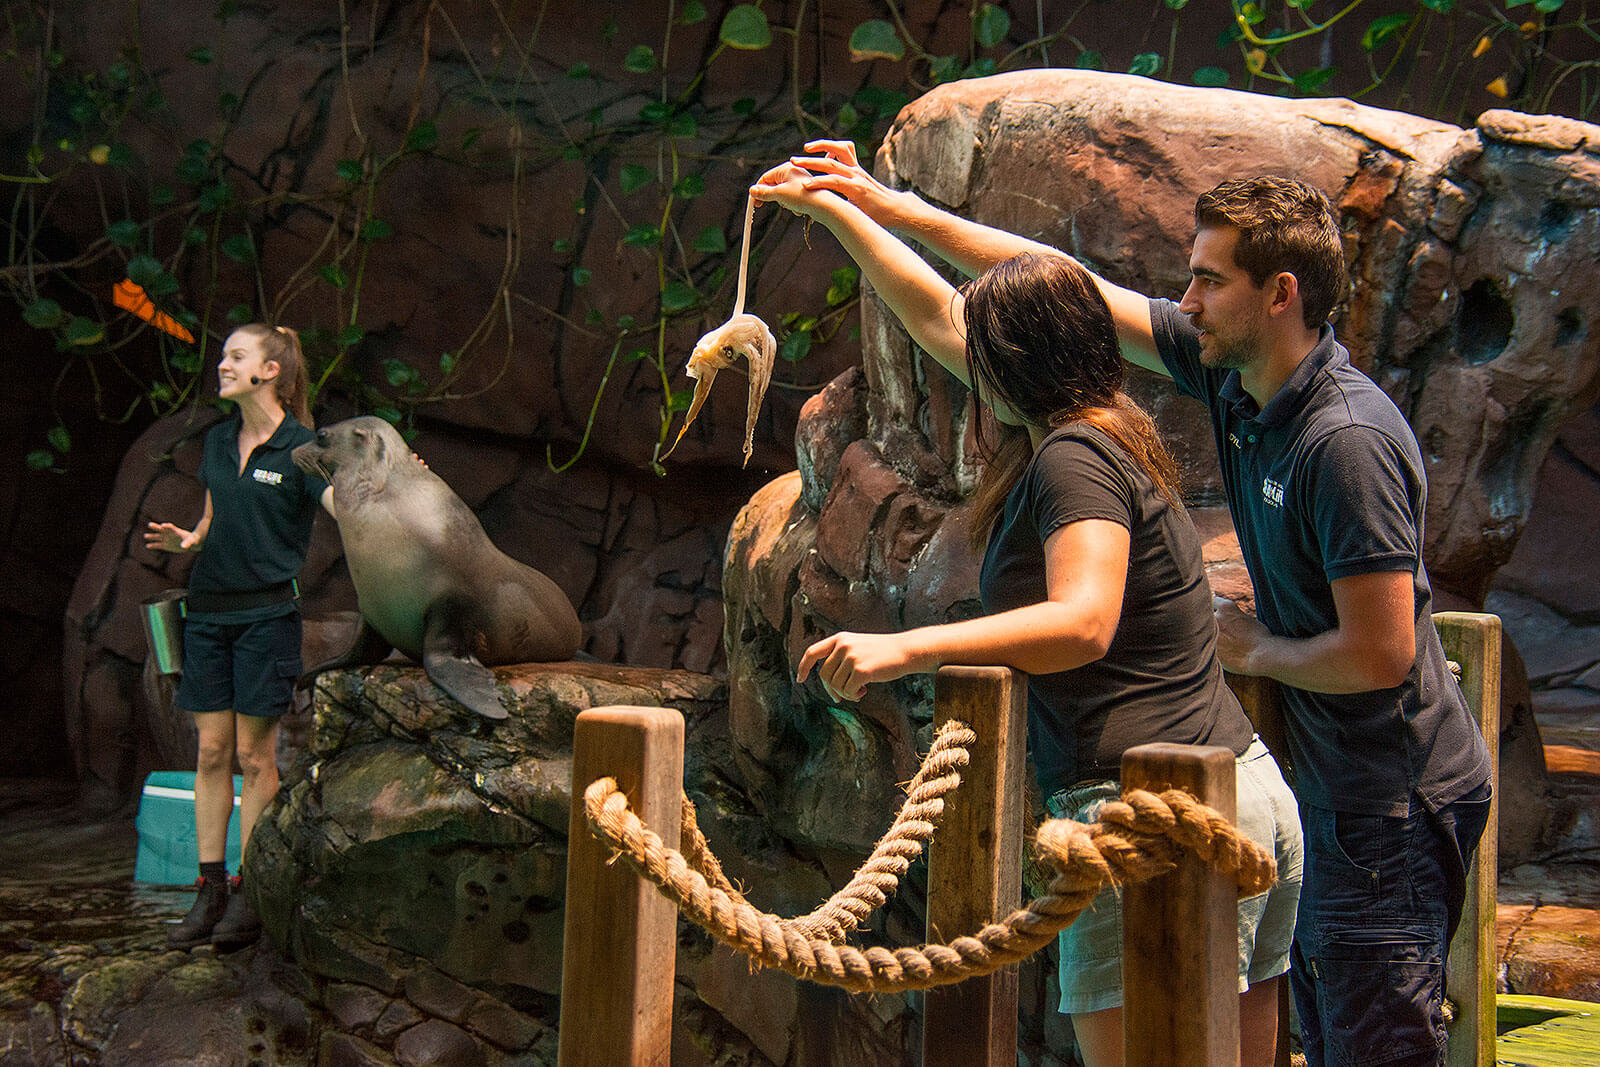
[1122,743,1240,1067]
[923,666,1027,1067]
[558,706,685,1067]
[1436,612,1502,1067]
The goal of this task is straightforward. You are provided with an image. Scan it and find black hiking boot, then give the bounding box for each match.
[210,875,262,951]
[167,876,229,950]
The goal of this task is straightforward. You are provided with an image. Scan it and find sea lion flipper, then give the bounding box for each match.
[421,650,508,720]
[298,618,394,691]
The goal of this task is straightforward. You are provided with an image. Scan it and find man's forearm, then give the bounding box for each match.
[889,191,1064,278]
[1241,628,1414,694]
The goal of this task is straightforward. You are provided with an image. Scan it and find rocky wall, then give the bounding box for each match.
[723,72,1600,863]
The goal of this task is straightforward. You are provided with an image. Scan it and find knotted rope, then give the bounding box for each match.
[674,719,976,942]
[583,724,1277,994]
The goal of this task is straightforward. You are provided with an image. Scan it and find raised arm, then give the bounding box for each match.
[784,140,1164,376]
[751,164,970,385]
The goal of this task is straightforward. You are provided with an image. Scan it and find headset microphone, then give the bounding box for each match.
[250,374,279,386]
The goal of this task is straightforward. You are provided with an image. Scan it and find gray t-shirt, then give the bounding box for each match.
[979,422,1253,797]
[1150,298,1491,816]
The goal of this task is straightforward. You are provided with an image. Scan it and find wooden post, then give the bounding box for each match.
[558,706,684,1067]
[1436,612,1501,1067]
[1122,743,1240,1067]
[923,666,1027,1067]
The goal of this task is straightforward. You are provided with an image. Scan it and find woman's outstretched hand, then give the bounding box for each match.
[144,522,200,554]
[797,630,931,703]
[780,139,911,226]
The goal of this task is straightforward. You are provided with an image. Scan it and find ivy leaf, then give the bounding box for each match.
[780,330,812,363]
[198,180,233,212]
[620,164,654,194]
[183,226,208,246]
[382,358,416,387]
[1129,52,1163,77]
[220,233,256,263]
[1193,66,1231,87]
[318,264,349,289]
[974,4,1010,49]
[566,62,591,79]
[679,1,707,24]
[338,324,366,348]
[25,450,54,472]
[373,407,402,425]
[145,272,180,297]
[1292,66,1337,94]
[359,218,395,241]
[572,266,592,287]
[660,281,698,312]
[849,20,904,62]
[667,388,695,413]
[127,254,163,287]
[668,112,697,138]
[335,158,363,182]
[552,238,573,254]
[624,348,654,363]
[826,266,859,306]
[107,220,141,247]
[674,174,705,199]
[1164,0,1189,7]
[439,351,456,374]
[962,58,997,79]
[692,226,727,253]
[623,224,662,247]
[1533,0,1564,10]
[150,183,176,206]
[405,121,438,152]
[929,54,962,83]
[227,303,253,325]
[1076,50,1104,70]
[1419,0,1455,9]
[186,46,213,64]
[64,316,105,346]
[719,5,772,49]
[624,45,656,74]
[23,299,64,329]
[47,425,71,454]
[1361,14,1413,51]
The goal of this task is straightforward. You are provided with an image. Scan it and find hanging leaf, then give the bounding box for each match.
[1292,66,1337,94]
[404,121,438,152]
[338,324,367,347]
[47,425,71,454]
[693,226,727,253]
[849,20,904,62]
[624,45,656,74]
[622,223,662,247]
[382,359,417,387]
[107,220,141,247]
[335,158,363,182]
[679,0,707,25]
[227,304,254,325]
[929,55,962,83]
[183,226,208,246]
[668,112,697,138]
[1076,50,1104,70]
[620,164,654,193]
[719,5,772,50]
[23,298,64,329]
[1193,66,1231,87]
[1129,53,1163,77]
[827,267,859,306]
[220,233,256,263]
[64,316,105,346]
[674,175,705,198]
[660,281,698,312]
[127,254,163,287]
[974,4,1010,49]
[1361,14,1413,52]
[1420,0,1456,10]
[572,266,593,287]
[962,58,997,79]
[318,264,349,289]
[25,451,54,471]
[566,62,591,79]
[359,218,395,241]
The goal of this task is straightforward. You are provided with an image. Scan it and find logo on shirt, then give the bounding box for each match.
[1228,432,1242,449]
[252,468,283,486]
[1262,477,1284,508]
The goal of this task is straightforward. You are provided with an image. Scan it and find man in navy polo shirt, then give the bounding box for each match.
[777,145,1492,1067]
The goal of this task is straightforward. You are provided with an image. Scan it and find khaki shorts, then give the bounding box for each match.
[1047,736,1304,1016]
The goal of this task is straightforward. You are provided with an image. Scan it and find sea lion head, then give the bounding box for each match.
[292,415,404,492]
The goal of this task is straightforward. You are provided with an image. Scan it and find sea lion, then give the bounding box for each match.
[292,416,581,719]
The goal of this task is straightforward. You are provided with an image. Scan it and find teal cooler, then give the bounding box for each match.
[134,772,243,884]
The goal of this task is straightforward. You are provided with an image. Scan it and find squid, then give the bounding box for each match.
[662,193,776,468]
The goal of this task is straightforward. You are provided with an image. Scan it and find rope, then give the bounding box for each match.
[584,750,1276,994]
[673,719,976,942]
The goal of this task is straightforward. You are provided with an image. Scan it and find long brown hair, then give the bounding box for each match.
[963,253,1180,547]
[235,323,314,429]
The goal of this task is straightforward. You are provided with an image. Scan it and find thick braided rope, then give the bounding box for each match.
[584,778,1276,994]
[671,720,976,941]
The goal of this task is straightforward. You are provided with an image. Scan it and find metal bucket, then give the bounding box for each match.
[140,589,186,676]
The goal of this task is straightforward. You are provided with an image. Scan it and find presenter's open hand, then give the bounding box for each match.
[144,522,200,554]
[779,140,913,226]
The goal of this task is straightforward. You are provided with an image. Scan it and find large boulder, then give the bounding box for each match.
[723,71,1600,860]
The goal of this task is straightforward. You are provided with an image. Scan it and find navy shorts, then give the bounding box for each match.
[174,612,303,719]
[1291,782,1491,1067]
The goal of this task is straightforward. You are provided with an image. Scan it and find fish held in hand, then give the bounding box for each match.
[663,312,776,467]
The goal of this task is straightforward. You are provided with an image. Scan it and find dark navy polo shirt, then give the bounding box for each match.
[979,422,1253,797]
[187,412,328,623]
[1150,298,1490,816]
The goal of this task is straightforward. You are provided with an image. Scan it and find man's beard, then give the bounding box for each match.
[1195,320,1261,371]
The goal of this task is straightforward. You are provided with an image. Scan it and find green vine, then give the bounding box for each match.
[4,1,1597,474]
